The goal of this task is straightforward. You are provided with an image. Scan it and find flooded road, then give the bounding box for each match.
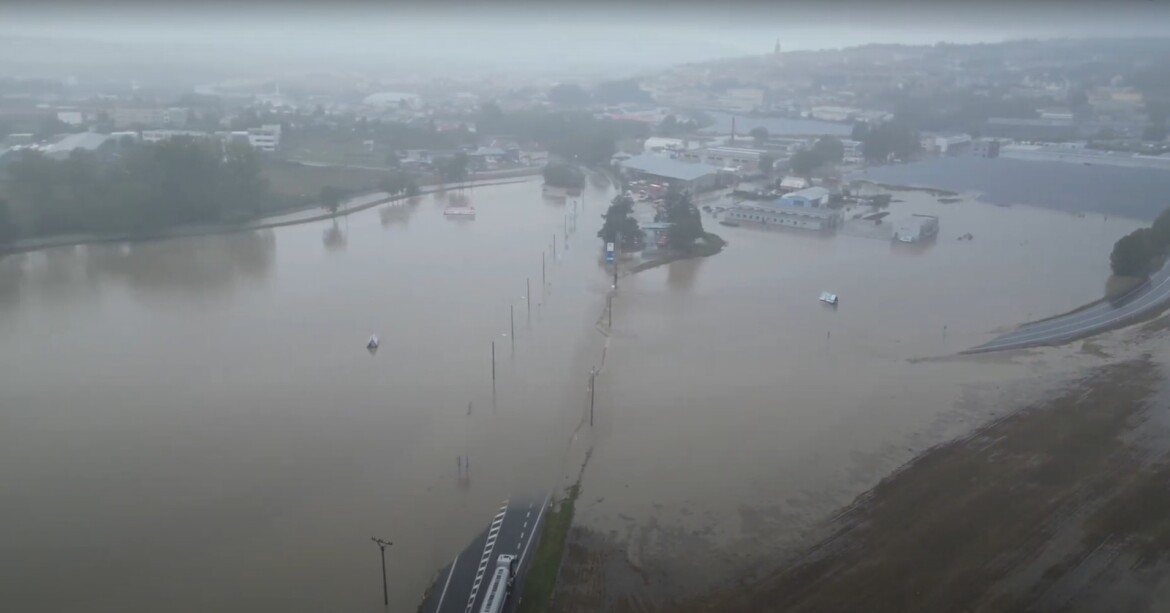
[0,179,615,612]
[0,179,1147,611]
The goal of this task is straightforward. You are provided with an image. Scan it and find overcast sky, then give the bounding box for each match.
[3,1,1170,75]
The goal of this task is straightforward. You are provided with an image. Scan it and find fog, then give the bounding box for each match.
[4,0,1170,76]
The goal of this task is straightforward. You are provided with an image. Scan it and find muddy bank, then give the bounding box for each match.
[555,354,1170,612]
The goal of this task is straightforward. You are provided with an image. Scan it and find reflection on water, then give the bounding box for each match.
[380,197,424,228]
[666,257,702,292]
[322,222,347,252]
[0,231,277,309]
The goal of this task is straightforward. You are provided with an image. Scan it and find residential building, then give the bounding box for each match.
[921,133,973,155]
[141,130,210,143]
[56,110,84,126]
[113,107,165,128]
[246,124,282,152]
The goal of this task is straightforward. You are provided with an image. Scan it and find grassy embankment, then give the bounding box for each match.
[516,484,581,613]
[260,159,388,212]
[628,231,727,273]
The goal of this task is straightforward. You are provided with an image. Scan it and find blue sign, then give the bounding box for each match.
[605,242,615,262]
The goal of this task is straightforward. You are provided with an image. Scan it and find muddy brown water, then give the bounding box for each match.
[0,181,1143,611]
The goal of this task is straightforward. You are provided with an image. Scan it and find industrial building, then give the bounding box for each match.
[893,214,939,243]
[618,153,722,192]
[723,186,841,231]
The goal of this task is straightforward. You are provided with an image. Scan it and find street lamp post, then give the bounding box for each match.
[371,537,393,606]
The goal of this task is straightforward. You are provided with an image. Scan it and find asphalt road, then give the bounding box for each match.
[420,494,549,613]
[964,259,1170,354]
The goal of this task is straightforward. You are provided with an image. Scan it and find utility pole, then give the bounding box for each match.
[612,231,619,290]
[589,368,596,427]
[542,252,546,289]
[607,294,612,329]
[553,234,557,260]
[371,537,392,607]
[526,278,531,320]
[491,341,496,384]
[510,304,515,353]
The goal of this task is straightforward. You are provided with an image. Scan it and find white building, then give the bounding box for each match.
[700,146,769,173]
[246,124,281,152]
[56,110,84,126]
[141,130,209,143]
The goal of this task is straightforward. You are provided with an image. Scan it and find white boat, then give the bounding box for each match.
[367,335,380,349]
[443,206,476,217]
[819,292,839,306]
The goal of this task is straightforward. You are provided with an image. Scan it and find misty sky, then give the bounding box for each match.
[4,1,1170,75]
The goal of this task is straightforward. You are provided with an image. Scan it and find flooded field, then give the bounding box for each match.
[561,189,1148,606]
[852,157,1170,221]
[0,177,1150,612]
[0,179,615,613]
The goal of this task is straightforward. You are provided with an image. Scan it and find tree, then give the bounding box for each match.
[548,83,591,107]
[749,126,769,144]
[542,162,585,189]
[789,150,822,177]
[1152,206,1170,251]
[598,193,642,250]
[1110,228,1155,277]
[812,136,845,164]
[0,198,17,244]
[437,153,469,183]
[662,188,704,251]
[320,186,345,215]
[758,153,777,176]
[850,122,869,141]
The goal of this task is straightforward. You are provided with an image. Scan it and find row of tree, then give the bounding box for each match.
[787,136,848,177]
[477,105,649,167]
[546,79,655,107]
[2,137,268,238]
[1110,207,1170,277]
[314,170,420,216]
[851,121,921,162]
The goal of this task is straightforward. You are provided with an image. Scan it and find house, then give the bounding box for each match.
[618,153,721,192]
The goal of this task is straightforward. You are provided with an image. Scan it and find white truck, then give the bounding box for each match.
[478,554,518,613]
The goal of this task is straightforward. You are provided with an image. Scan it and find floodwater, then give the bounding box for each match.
[0,179,615,612]
[852,157,1170,221]
[573,190,1147,599]
[0,179,1146,611]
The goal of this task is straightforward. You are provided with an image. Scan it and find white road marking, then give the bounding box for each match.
[465,500,509,613]
[972,262,1170,352]
[434,552,460,612]
[517,495,551,569]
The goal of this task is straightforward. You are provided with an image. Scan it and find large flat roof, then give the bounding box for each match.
[620,153,719,182]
